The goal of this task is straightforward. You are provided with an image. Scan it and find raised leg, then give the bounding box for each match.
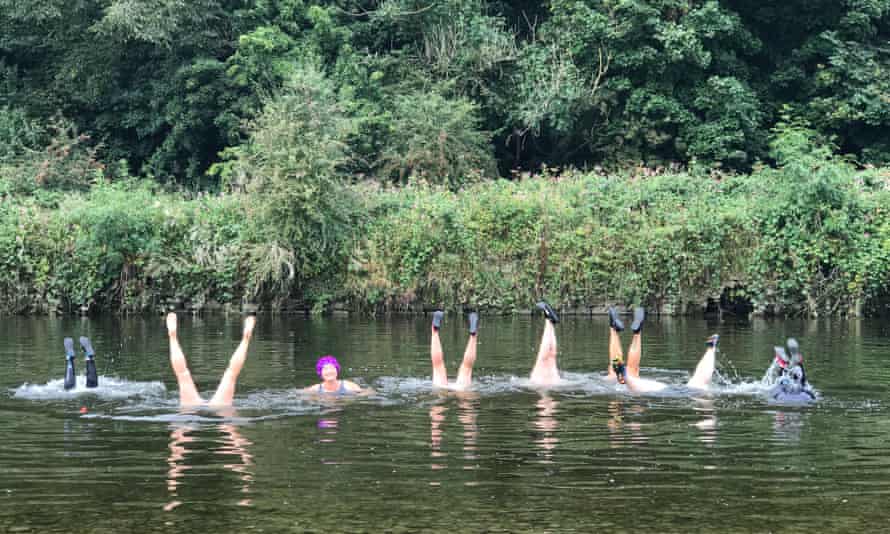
[626,332,642,379]
[167,313,204,406]
[687,336,717,390]
[454,335,477,390]
[607,328,624,381]
[430,311,448,388]
[530,319,560,386]
[208,315,256,407]
[454,312,479,390]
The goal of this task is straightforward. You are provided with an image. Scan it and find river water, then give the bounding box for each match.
[1,314,888,533]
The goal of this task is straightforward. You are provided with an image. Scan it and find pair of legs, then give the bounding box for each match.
[166,312,256,407]
[529,302,561,386]
[608,307,716,393]
[429,311,479,390]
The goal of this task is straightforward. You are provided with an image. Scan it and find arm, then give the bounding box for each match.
[301,384,321,394]
[343,380,374,395]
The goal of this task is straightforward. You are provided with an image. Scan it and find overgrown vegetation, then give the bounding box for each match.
[2,1,890,316]
[2,124,888,316]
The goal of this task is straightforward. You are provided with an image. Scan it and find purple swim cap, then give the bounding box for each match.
[316,355,341,378]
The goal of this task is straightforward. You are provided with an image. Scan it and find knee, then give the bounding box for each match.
[175,369,193,381]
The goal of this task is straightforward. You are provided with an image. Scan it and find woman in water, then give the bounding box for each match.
[429,310,480,390]
[765,338,816,402]
[166,312,256,407]
[303,355,367,395]
[606,307,718,393]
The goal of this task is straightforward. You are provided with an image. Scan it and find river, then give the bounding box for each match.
[1,314,888,532]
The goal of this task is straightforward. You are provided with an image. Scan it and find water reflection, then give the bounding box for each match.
[691,397,718,447]
[429,393,480,478]
[317,410,341,443]
[772,410,806,443]
[164,419,254,511]
[607,400,647,447]
[533,394,559,462]
[458,394,479,467]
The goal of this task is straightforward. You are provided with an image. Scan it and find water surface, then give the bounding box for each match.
[2,314,888,532]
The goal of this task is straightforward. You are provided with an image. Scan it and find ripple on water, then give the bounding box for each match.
[10,375,166,400]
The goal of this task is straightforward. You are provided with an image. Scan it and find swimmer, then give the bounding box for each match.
[62,336,99,390]
[529,301,561,387]
[166,312,255,407]
[429,310,480,390]
[302,355,366,395]
[765,338,816,403]
[606,306,717,393]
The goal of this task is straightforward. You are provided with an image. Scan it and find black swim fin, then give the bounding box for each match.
[64,338,76,390]
[536,301,559,324]
[631,307,646,334]
[608,307,625,332]
[81,337,98,388]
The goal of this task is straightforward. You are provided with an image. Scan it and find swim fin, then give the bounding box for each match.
[81,337,98,388]
[536,301,559,324]
[431,310,444,330]
[631,307,646,334]
[467,311,479,336]
[64,338,76,390]
[608,307,625,332]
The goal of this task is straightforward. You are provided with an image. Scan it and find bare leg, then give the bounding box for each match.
[454,335,477,390]
[687,346,716,390]
[530,320,560,386]
[208,315,256,407]
[607,328,624,381]
[430,327,448,388]
[167,313,204,406]
[626,332,642,379]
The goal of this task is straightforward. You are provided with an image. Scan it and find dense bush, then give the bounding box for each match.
[345,158,890,317]
[1,154,887,316]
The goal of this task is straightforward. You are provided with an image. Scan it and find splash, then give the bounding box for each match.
[11,376,167,400]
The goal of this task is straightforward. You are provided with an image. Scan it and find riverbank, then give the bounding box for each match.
[3,159,889,317]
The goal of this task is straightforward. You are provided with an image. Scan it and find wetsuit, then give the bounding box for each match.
[318,381,350,396]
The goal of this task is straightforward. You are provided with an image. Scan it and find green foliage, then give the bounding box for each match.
[0,117,103,199]
[0,180,253,314]
[345,159,889,317]
[216,61,361,301]
[4,0,890,177]
[376,90,496,188]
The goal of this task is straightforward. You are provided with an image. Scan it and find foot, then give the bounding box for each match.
[631,307,645,334]
[166,312,178,338]
[467,311,479,336]
[243,315,256,340]
[608,307,625,332]
[536,301,559,324]
[64,338,75,359]
[431,310,444,331]
[705,334,719,348]
[79,336,95,359]
[786,338,802,365]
